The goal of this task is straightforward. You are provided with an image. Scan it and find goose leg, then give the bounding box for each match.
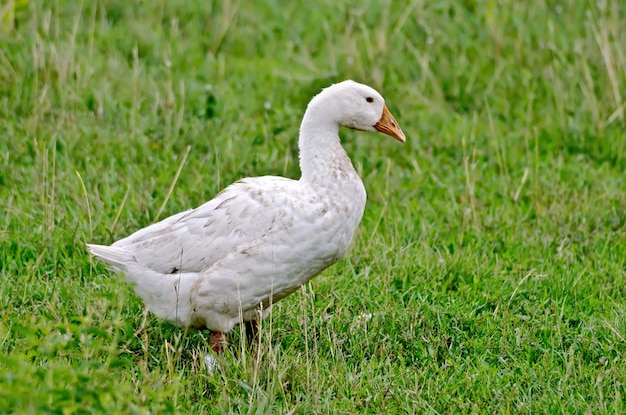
[244,319,260,348]
[209,331,227,352]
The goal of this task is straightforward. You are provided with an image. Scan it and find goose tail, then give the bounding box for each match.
[87,244,136,272]
[87,243,196,327]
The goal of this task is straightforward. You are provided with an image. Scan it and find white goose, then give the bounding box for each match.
[88,80,405,352]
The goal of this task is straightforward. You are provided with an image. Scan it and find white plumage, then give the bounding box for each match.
[88,80,405,349]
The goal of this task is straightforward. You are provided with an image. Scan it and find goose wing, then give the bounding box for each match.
[112,176,306,274]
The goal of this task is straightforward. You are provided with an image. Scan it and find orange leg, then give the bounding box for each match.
[209,331,227,353]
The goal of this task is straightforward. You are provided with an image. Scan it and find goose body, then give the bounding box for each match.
[88,80,405,348]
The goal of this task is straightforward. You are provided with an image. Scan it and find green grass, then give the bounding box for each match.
[1,0,625,413]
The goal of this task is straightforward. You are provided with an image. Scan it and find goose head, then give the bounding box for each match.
[305,80,406,143]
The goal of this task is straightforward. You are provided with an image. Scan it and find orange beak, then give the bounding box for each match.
[374,105,405,143]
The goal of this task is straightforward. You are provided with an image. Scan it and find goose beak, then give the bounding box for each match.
[374,105,405,143]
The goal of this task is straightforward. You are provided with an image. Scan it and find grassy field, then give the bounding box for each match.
[1,0,625,413]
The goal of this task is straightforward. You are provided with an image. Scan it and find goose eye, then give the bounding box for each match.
[365,97,374,103]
